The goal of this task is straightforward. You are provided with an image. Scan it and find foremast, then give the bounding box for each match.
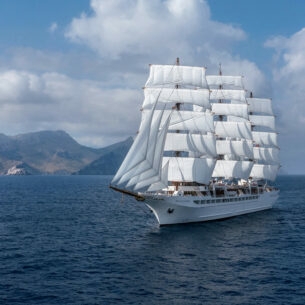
[159,59,216,191]
[173,57,181,191]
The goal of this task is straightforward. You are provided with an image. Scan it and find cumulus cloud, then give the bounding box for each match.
[64,0,269,95]
[265,28,305,173]
[0,70,141,147]
[265,28,305,129]
[65,0,246,62]
[265,29,305,77]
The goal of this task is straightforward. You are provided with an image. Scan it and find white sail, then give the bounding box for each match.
[143,110,214,133]
[248,98,273,115]
[214,121,252,140]
[250,164,279,181]
[250,93,279,180]
[146,161,169,192]
[117,109,165,186]
[113,107,171,189]
[212,160,253,179]
[227,115,248,122]
[216,139,253,158]
[252,131,278,147]
[231,99,247,104]
[112,105,156,184]
[212,103,248,119]
[164,133,217,157]
[206,75,243,88]
[145,65,208,88]
[249,115,275,131]
[169,110,214,133]
[143,88,210,109]
[210,89,246,102]
[253,147,280,165]
[126,112,171,191]
[163,157,216,184]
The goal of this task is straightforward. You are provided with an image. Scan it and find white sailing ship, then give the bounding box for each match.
[110,58,280,225]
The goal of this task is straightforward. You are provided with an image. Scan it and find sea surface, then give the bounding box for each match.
[0,175,304,305]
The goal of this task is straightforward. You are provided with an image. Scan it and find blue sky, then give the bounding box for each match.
[0,0,305,174]
[209,0,305,71]
[0,1,87,46]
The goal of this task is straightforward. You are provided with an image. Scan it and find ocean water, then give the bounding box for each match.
[0,175,304,305]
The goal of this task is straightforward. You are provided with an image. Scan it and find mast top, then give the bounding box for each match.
[175,58,180,89]
[219,63,222,76]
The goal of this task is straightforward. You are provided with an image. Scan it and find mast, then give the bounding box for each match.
[217,63,224,163]
[175,57,181,111]
[174,57,180,190]
[174,58,181,106]
[249,91,253,115]
[175,57,180,153]
[218,63,223,122]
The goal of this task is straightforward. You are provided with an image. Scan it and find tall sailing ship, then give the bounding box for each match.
[110,59,280,225]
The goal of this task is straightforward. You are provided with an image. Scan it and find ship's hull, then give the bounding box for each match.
[145,190,279,225]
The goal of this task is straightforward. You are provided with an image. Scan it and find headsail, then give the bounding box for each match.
[112,106,172,191]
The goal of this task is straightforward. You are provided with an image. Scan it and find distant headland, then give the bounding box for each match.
[0,130,132,175]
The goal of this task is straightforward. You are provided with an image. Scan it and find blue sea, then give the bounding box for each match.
[0,175,304,305]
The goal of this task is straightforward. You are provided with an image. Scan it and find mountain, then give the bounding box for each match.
[0,130,100,175]
[76,137,133,175]
[0,130,133,175]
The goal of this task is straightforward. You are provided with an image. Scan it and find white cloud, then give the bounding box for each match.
[64,0,269,96]
[49,22,58,33]
[0,70,141,147]
[265,28,305,173]
[265,29,305,77]
[65,0,246,62]
[265,28,305,129]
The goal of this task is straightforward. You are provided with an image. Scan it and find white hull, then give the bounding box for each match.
[145,190,279,225]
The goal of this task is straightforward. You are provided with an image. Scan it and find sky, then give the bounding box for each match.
[0,0,305,174]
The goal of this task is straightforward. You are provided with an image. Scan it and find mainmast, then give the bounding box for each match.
[175,57,181,110]
[174,57,181,158]
[174,57,180,190]
[218,63,223,122]
[217,63,224,162]
[249,91,253,115]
